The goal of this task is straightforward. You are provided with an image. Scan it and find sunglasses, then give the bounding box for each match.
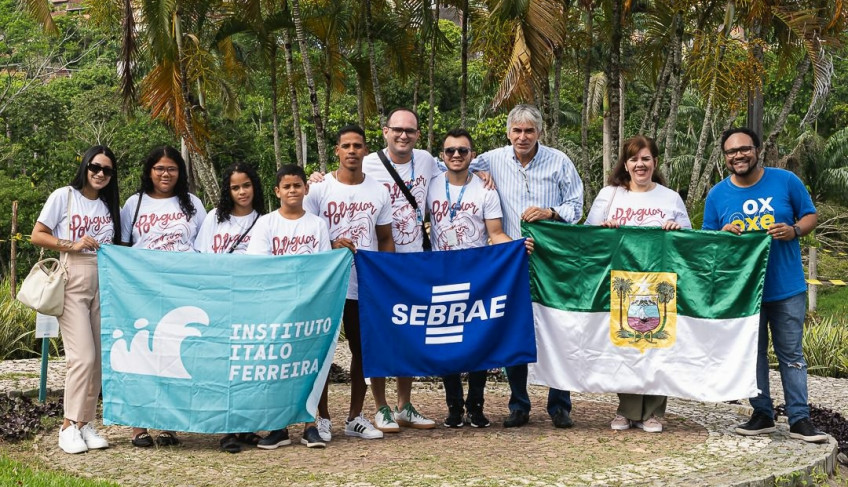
[87,163,114,177]
[444,147,471,157]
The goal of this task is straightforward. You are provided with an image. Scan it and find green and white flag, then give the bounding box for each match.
[523,222,771,402]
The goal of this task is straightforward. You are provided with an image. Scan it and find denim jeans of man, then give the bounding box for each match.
[506,364,571,416]
[442,370,487,411]
[750,291,810,425]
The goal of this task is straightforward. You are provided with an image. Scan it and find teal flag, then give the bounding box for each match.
[98,245,352,433]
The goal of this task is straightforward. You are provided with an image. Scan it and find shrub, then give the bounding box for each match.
[768,314,848,378]
[0,277,63,360]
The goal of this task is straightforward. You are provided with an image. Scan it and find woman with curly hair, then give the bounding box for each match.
[120,145,207,447]
[194,162,266,254]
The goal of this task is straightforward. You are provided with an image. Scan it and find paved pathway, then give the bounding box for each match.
[0,354,842,486]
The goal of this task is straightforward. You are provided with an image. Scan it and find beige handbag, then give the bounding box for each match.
[16,188,71,316]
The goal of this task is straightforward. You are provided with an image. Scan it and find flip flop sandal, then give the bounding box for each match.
[219,434,242,454]
[236,432,262,446]
[156,431,181,447]
[131,432,154,448]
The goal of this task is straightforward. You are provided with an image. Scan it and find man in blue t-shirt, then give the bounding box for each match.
[703,127,826,443]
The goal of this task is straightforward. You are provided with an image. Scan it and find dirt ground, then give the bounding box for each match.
[7,381,711,486]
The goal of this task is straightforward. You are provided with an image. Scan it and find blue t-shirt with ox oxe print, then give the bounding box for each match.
[702,167,816,303]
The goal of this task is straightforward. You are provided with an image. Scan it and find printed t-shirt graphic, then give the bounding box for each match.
[246,211,331,255]
[427,174,503,250]
[120,193,207,251]
[38,186,114,251]
[194,208,259,254]
[584,184,691,228]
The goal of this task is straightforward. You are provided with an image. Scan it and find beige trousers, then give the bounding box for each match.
[58,252,101,423]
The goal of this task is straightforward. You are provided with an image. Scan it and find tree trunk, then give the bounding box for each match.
[694,111,738,198]
[580,7,595,202]
[686,74,717,207]
[428,4,439,153]
[291,0,328,171]
[356,75,366,128]
[661,14,685,164]
[549,46,563,147]
[269,42,282,169]
[762,57,810,168]
[606,0,622,163]
[281,29,304,167]
[364,0,385,127]
[603,113,611,176]
[746,22,764,141]
[460,0,468,128]
[641,47,672,137]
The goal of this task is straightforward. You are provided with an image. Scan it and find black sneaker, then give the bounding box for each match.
[735,412,776,436]
[257,428,291,450]
[444,409,464,428]
[465,410,491,428]
[300,426,327,448]
[551,409,574,429]
[789,418,828,443]
[503,410,529,428]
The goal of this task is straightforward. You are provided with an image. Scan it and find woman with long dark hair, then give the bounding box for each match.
[120,145,207,447]
[194,162,266,254]
[31,145,122,454]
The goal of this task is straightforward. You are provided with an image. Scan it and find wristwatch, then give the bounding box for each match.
[549,208,559,221]
[793,225,802,238]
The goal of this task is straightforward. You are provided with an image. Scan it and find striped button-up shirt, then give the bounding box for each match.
[471,143,583,239]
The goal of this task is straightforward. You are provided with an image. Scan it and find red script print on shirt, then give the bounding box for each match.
[611,207,667,226]
[272,235,318,255]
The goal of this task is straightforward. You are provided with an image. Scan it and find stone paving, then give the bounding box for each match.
[0,352,843,486]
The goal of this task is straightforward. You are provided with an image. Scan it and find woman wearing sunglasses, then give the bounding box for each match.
[31,146,122,454]
[119,145,207,447]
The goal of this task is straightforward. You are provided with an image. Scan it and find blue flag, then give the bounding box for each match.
[355,239,536,378]
[98,245,352,434]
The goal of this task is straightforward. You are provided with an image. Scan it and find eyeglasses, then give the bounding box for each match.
[386,126,418,136]
[87,163,114,177]
[152,166,179,175]
[443,147,471,157]
[723,146,755,157]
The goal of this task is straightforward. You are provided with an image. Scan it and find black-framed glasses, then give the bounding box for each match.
[444,147,471,157]
[723,146,755,157]
[386,126,418,136]
[152,166,179,175]
[87,163,114,177]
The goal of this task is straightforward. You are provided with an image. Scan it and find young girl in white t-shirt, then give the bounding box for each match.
[31,145,122,454]
[195,163,266,255]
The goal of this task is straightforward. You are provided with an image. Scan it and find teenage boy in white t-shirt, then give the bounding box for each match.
[245,165,332,449]
[304,125,395,440]
[428,128,532,429]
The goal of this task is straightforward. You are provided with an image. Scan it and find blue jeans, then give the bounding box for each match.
[442,370,487,412]
[750,292,809,425]
[506,364,571,417]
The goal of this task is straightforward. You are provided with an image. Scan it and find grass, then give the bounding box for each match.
[0,454,118,487]
[0,277,63,360]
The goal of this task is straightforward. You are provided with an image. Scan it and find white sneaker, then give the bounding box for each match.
[610,415,631,431]
[316,417,332,442]
[58,424,88,454]
[79,423,109,449]
[345,415,384,439]
[395,402,436,429]
[633,416,663,433]
[374,405,400,433]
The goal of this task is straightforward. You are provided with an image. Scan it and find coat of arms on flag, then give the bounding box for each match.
[610,271,677,352]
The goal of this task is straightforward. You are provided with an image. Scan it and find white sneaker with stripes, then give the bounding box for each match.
[344,414,384,439]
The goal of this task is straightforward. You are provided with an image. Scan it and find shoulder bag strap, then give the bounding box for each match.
[128,192,143,247]
[604,186,618,221]
[376,150,431,251]
[227,213,260,254]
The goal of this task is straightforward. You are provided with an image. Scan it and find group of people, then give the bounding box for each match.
[32,103,828,455]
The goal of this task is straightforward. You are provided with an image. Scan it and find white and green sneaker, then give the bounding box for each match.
[374,405,400,433]
[395,402,436,429]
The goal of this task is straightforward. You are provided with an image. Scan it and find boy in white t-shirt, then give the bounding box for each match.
[245,165,332,449]
[305,125,395,440]
[429,128,532,429]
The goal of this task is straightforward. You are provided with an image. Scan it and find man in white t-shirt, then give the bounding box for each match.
[304,125,395,440]
[359,108,440,432]
[428,128,525,429]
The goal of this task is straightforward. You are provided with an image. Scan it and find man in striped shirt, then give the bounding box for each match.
[470,104,584,429]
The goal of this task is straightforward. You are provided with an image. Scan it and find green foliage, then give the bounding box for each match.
[768,314,848,379]
[0,455,119,487]
[0,278,63,360]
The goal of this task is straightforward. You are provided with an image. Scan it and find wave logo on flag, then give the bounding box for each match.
[610,271,677,352]
[392,282,507,345]
[357,239,536,378]
[110,306,209,379]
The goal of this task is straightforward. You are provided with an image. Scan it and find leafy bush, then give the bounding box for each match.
[0,395,62,442]
[0,277,63,360]
[768,314,848,378]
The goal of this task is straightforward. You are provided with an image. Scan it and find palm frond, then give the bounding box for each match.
[18,0,58,35]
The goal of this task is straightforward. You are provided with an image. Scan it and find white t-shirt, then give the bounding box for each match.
[304,173,392,299]
[37,186,115,251]
[427,174,503,251]
[194,209,260,254]
[120,193,207,251]
[362,148,441,253]
[246,211,331,255]
[584,184,692,228]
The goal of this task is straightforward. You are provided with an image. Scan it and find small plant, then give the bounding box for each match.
[0,277,63,360]
[0,394,63,442]
[768,314,848,378]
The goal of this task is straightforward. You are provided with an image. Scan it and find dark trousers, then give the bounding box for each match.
[506,363,571,417]
[442,370,487,412]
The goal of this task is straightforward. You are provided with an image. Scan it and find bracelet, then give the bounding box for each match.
[57,238,73,250]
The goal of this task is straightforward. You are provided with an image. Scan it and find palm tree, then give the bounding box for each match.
[655,281,675,338]
[611,277,633,332]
